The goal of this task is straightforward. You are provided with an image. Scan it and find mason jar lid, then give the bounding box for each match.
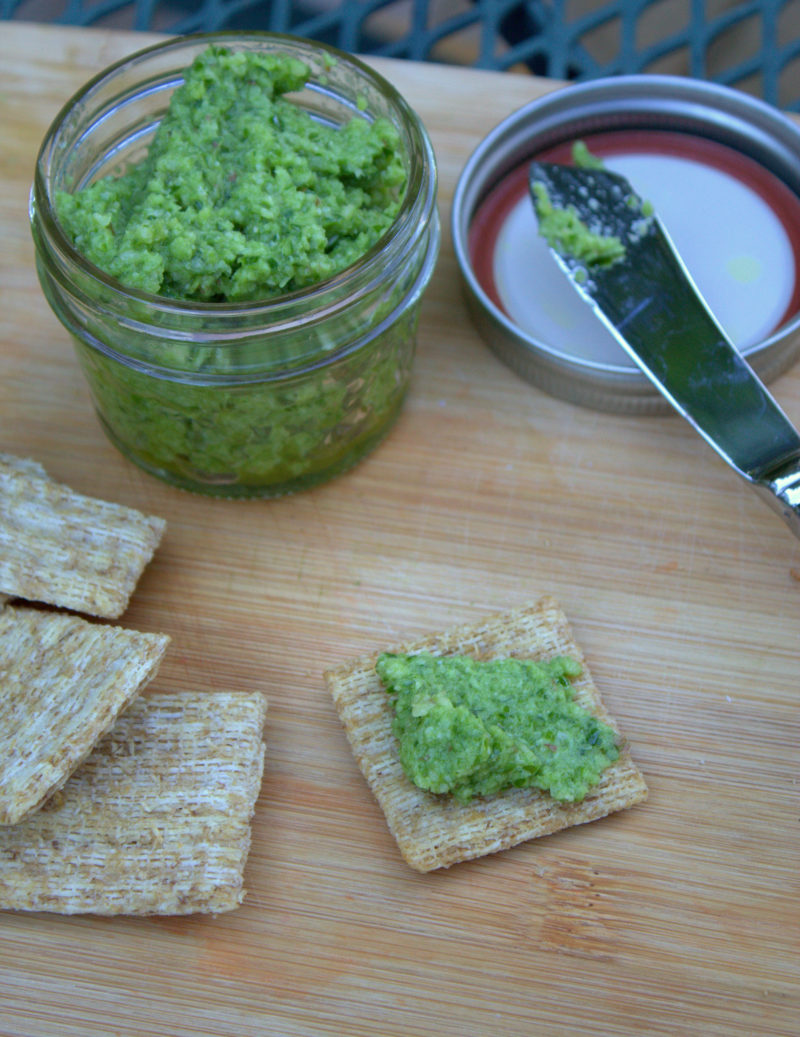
[451,75,800,413]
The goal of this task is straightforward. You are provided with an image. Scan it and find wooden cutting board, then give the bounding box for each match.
[1,22,798,1037]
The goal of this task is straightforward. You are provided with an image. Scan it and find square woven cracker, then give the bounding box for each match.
[326,596,648,872]
[0,453,165,618]
[0,604,169,825]
[0,691,268,915]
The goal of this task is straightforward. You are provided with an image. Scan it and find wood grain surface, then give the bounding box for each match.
[1,22,799,1037]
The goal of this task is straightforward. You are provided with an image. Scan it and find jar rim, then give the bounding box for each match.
[32,29,437,320]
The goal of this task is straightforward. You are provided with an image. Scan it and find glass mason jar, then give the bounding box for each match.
[30,32,440,498]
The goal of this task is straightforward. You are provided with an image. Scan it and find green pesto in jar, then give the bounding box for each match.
[56,46,407,301]
[376,652,620,804]
[41,43,435,497]
[78,302,418,496]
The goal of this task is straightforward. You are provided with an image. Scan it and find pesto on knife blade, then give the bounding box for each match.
[530,140,654,271]
[377,652,620,804]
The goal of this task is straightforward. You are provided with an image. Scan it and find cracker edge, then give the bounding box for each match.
[0,453,167,619]
[0,605,171,825]
[0,690,269,916]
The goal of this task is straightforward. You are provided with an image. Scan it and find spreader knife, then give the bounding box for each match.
[529,160,800,540]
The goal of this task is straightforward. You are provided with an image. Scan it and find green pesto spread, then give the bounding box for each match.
[49,45,424,496]
[572,139,606,170]
[376,652,620,804]
[56,46,406,302]
[531,180,626,268]
[531,139,626,268]
[531,140,656,271]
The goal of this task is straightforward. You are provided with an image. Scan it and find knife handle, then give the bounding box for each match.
[753,455,800,539]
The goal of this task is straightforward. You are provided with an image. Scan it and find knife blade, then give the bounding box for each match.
[529,160,800,540]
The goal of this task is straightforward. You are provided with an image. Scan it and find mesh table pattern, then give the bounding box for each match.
[3,0,799,110]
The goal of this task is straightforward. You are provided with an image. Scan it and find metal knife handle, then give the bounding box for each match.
[753,455,800,538]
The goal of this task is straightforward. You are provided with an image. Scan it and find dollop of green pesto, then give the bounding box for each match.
[376,652,620,804]
[571,139,606,169]
[56,46,407,302]
[531,180,627,268]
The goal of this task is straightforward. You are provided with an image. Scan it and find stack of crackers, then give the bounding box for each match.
[0,454,267,915]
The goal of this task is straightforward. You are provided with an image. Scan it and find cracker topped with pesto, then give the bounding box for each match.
[326,596,648,872]
[56,46,407,302]
[376,652,620,804]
